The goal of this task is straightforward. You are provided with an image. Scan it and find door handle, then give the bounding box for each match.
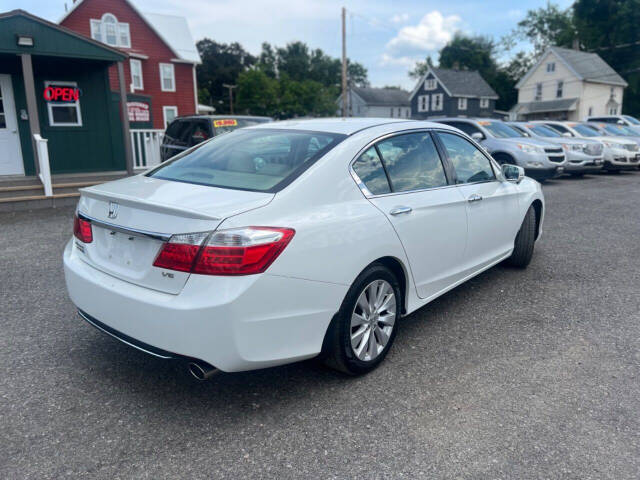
[389,206,412,215]
[467,194,483,203]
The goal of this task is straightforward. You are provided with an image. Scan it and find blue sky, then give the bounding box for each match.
[6,0,573,89]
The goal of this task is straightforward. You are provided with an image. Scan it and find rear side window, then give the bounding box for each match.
[376,132,448,192]
[164,120,192,144]
[352,147,391,195]
[437,132,495,184]
[149,129,344,192]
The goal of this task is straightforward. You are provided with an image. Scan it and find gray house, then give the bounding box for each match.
[337,87,411,118]
[409,67,499,119]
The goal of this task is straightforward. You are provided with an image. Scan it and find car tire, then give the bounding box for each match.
[322,264,401,375]
[506,206,536,268]
[570,173,584,177]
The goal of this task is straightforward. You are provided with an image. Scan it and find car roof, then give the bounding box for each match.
[435,117,500,123]
[245,117,454,135]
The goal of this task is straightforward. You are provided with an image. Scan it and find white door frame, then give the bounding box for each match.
[0,74,25,176]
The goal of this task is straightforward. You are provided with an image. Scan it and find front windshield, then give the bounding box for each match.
[571,124,599,137]
[149,129,345,192]
[623,115,640,125]
[529,125,562,138]
[602,124,633,136]
[481,121,524,138]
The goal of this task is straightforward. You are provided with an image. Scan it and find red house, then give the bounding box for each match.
[60,0,200,130]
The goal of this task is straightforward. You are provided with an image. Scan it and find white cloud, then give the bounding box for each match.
[389,13,409,25]
[385,11,461,56]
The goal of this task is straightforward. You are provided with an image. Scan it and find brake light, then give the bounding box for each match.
[153,227,295,276]
[152,232,208,272]
[73,215,93,243]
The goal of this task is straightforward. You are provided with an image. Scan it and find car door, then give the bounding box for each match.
[353,131,468,300]
[434,130,520,271]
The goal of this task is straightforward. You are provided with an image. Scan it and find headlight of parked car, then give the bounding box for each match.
[517,144,545,154]
[562,143,584,151]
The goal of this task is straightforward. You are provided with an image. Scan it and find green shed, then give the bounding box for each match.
[0,9,134,181]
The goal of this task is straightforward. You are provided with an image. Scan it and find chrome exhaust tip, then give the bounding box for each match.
[188,361,218,381]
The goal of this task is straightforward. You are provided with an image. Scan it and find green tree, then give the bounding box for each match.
[235,69,279,116]
[408,56,433,80]
[512,3,576,55]
[573,0,640,115]
[196,39,256,113]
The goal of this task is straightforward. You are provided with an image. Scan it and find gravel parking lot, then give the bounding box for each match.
[2,171,640,479]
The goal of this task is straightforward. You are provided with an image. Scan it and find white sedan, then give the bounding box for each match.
[63,118,544,379]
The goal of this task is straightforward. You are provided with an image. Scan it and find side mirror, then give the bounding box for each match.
[562,132,572,137]
[471,132,485,141]
[502,164,525,184]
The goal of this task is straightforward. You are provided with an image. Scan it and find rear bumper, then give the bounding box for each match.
[63,239,347,372]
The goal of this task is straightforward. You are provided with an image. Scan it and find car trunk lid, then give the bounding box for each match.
[75,175,273,294]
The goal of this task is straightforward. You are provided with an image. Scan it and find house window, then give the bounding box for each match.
[546,62,555,73]
[535,83,542,101]
[458,97,467,110]
[431,93,443,111]
[44,81,82,127]
[130,59,143,90]
[556,80,563,98]
[90,13,130,48]
[424,78,437,90]
[160,63,175,92]
[397,107,402,117]
[479,97,489,109]
[588,107,593,116]
[390,108,394,118]
[163,106,178,127]
[609,107,618,115]
[417,95,429,112]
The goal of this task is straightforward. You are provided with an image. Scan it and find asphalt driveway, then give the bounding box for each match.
[1,172,639,479]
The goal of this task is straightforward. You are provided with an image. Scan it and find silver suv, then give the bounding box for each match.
[434,118,566,180]
[509,122,603,176]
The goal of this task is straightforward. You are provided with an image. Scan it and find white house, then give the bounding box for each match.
[511,46,627,121]
[337,87,411,118]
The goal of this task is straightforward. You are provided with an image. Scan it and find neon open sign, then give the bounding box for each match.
[43,86,81,102]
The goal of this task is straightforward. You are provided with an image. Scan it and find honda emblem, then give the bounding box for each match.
[108,201,119,219]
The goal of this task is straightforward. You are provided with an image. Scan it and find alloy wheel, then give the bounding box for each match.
[350,279,396,361]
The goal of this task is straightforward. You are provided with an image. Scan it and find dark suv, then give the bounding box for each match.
[160,115,273,161]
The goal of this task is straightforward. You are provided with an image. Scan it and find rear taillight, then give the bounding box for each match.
[153,227,295,276]
[152,232,209,272]
[73,214,93,243]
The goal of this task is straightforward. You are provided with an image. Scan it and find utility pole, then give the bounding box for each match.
[222,83,236,114]
[341,6,348,118]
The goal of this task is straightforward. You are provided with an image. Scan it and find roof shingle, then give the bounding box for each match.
[551,47,626,86]
[430,67,498,98]
[352,87,410,106]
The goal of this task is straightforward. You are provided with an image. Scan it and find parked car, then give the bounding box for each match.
[434,118,566,180]
[64,118,544,379]
[586,114,640,134]
[538,121,639,172]
[508,122,603,176]
[160,115,273,162]
[584,122,640,170]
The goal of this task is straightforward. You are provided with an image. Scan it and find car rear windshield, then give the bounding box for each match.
[148,128,345,192]
[481,121,524,138]
[212,118,271,135]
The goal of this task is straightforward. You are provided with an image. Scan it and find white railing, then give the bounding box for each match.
[34,134,53,197]
[130,129,164,170]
